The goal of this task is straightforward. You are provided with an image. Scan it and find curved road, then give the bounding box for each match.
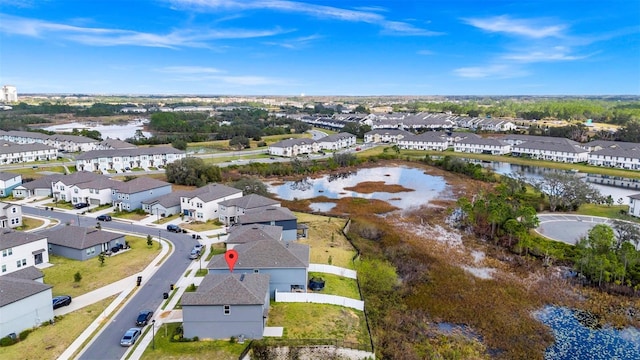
[23,206,198,360]
[535,213,616,245]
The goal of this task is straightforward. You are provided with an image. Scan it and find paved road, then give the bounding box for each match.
[22,206,199,360]
[535,213,616,245]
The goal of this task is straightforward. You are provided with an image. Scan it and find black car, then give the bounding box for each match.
[96,214,112,221]
[135,310,154,326]
[166,224,182,233]
[74,203,89,209]
[52,295,72,309]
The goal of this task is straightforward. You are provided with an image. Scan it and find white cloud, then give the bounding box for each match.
[453,64,528,79]
[263,34,322,49]
[0,13,289,48]
[462,15,565,38]
[502,46,590,62]
[170,0,441,36]
[158,66,223,74]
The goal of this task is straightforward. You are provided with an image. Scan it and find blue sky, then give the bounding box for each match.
[0,0,638,96]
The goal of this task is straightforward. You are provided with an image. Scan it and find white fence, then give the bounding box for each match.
[275,290,364,311]
[308,264,357,279]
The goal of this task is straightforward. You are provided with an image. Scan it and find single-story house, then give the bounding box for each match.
[38,226,125,260]
[12,175,62,199]
[182,273,270,340]
[142,190,188,217]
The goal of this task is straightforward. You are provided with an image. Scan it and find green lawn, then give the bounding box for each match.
[111,210,148,221]
[43,201,75,210]
[15,216,46,231]
[295,213,356,269]
[267,302,369,346]
[575,204,635,221]
[1,296,116,360]
[308,272,360,299]
[139,323,248,360]
[43,235,160,298]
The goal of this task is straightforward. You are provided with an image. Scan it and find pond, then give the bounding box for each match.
[40,118,151,140]
[481,161,638,205]
[266,166,451,212]
[535,306,640,360]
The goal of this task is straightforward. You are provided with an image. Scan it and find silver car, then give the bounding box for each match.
[120,327,141,347]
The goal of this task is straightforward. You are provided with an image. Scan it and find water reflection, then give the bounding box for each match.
[535,306,640,360]
[267,166,450,211]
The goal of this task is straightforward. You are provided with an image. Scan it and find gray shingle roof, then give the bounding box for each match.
[55,172,109,187]
[218,194,280,209]
[5,266,44,281]
[513,138,587,153]
[16,174,62,191]
[0,230,47,251]
[142,190,189,208]
[98,138,137,149]
[270,138,317,148]
[37,226,124,249]
[75,146,184,160]
[73,177,120,190]
[208,239,309,269]
[239,206,296,224]
[112,177,171,194]
[319,132,356,142]
[227,224,283,244]
[0,171,20,181]
[0,274,52,307]
[187,183,242,202]
[0,141,56,154]
[181,273,269,306]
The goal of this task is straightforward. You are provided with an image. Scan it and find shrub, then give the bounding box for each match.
[0,336,16,347]
[19,329,32,341]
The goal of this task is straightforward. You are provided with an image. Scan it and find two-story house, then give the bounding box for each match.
[268,138,319,157]
[237,206,299,241]
[0,267,53,338]
[180,183,243,222]
[316,132,357,151]
[218,194,280,226]
[0,202,22,229]
[111,177,172,211]
[52,172,109,204]
[0,171,21,197]
[0,230,48,274]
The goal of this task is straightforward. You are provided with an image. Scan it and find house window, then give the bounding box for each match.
[196,203,203,208]
[11,207,16,213]
[223,305,231,315]
[16,260,21,268]
[1,265,5,272]
[22,258,26,266]
[253,269,259,273]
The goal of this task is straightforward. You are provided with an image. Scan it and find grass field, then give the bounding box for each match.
[181,219,223,232]
[15,216,45,231]
[43,235,160,298]
[267,302,369,345]
[294,212,356,269]
[308,272,360,299]
[139,322,248,360]
[1,296,116,360]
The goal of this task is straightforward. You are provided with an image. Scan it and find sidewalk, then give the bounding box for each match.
[57,236,171,360]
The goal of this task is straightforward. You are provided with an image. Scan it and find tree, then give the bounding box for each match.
[98,253,106,266]
[165,157,221,186]
[147,234,153,247]
[611,220,640,249]
[532,171,601,211]
[229,136,250,150]
[74,271,82,283]
[172,138,187,150]
[232,177,269,196]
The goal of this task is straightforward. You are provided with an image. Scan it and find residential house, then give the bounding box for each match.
[112,177,172,211]
[397,131,449,151]
[0,171,21,197]
[316,132,357,151]
[180,183,243,222]
[226,224,283,250]
[207,239,309,298]
[510,138,588,163]
[628,194,640,218]
[0,141,58,164]
[364,129,412,144]
[96,138,138,150]
[268,138,319,157]
[453,134,511,155]
[182,273,270,340]
[237,206,299,241]
[69,177,120,206]
[585,141,640,170]
[0,230,48,275]
[75,147,186,172]
[218,194,280,226]
[39,226,125,260]
[142,191,188,217]
[0,267,53,338]
[0,202,22,228]
[51,172,109,204]
[12,175,62,199]
[45,134,98,152]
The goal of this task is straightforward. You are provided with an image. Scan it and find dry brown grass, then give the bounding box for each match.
[1,296,117,360]
[294,212,355,269]
[343,181,414,194]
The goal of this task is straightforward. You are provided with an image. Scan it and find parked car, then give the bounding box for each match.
[135,310,154,326]
[74,203,89,209]
[189,249,201,260]
[120,328,141,347]
[166,224,182,233]
[193,244,203,252]
[96,214,112,221]
[52,295,72,309]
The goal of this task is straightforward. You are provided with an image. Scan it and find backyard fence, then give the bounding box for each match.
[275,290,364,311]
[308,263,357,279]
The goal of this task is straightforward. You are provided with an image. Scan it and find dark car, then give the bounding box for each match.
[74,203,89,209]
[96,214,112,221]
[166,224,182,233]
[52,295,72,309]
[120,328,141,347]
[135,310,154,326]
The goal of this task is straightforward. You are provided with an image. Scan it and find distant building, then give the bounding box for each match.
[1,85,17,102]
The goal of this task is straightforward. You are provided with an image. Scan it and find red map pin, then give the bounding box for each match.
[225,249,239,273]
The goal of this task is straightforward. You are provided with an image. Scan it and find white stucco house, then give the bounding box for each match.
[268,138,320,157]
[0,202,22,229]
[0,267,53,338]
[0,231,49,275]
[180,183,243,222]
